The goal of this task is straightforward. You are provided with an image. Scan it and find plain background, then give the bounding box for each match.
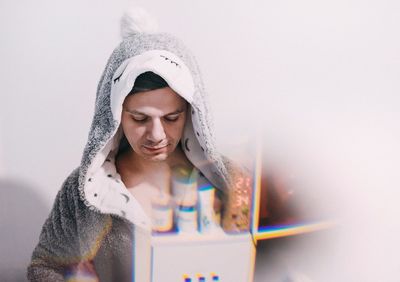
[1,0,400,281]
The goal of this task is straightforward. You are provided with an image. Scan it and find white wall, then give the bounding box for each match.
[1,0,400,280]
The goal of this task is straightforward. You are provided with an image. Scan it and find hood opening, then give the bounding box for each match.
[79,46,230,222]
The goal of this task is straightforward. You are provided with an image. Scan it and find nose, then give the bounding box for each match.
[146,118,166,143]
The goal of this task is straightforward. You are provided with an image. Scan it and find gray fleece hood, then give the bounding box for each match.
[76,10,231,229]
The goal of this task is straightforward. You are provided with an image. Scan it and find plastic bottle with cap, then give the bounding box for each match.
[198,183,219,233]
[151,192,174,233]
[172,166,198,233]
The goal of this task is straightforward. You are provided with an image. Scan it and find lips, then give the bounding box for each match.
[143,144,169,152]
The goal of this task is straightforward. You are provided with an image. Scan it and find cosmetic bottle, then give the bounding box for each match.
[198,184,218,233]
[172,166,198,233]
[151,192,173,233]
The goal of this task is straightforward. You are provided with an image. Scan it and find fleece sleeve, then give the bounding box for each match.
[27,168,82,281]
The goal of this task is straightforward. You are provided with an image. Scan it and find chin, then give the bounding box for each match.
[149,154,169,162]
[139,151,170,162]
[134,143,178,162]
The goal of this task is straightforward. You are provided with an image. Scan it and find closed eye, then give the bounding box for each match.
[131,115,148,122]
[164,114,180,122]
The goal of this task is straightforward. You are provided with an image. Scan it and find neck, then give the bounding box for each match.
[116,145,194,190]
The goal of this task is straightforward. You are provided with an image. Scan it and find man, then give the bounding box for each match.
[28,9,251,281]
[116,71,194,220]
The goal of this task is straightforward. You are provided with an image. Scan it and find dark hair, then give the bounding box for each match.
[130,71,169,94]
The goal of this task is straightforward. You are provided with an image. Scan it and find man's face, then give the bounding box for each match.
[121,87,187,162]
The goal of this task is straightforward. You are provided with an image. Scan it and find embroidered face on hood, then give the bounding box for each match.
[76,9,232,228]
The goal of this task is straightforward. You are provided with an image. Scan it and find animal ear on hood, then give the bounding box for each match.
[120,7,159,38]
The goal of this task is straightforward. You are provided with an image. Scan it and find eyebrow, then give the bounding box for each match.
[124,108,186,116]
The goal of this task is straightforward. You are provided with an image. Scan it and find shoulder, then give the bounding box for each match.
[50,167,92,222]
[44,166,113,251]
[220,155,252,189]
[56,167,81,206]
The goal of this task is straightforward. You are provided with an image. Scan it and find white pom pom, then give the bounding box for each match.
[120,7,159,38]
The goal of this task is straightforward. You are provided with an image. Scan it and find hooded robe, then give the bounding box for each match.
[27,22,251,282]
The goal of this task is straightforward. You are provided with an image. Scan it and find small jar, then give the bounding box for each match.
[176,204,198,233]
[151,192,173,233]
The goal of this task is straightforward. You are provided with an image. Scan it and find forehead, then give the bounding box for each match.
[123,87,187,112]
